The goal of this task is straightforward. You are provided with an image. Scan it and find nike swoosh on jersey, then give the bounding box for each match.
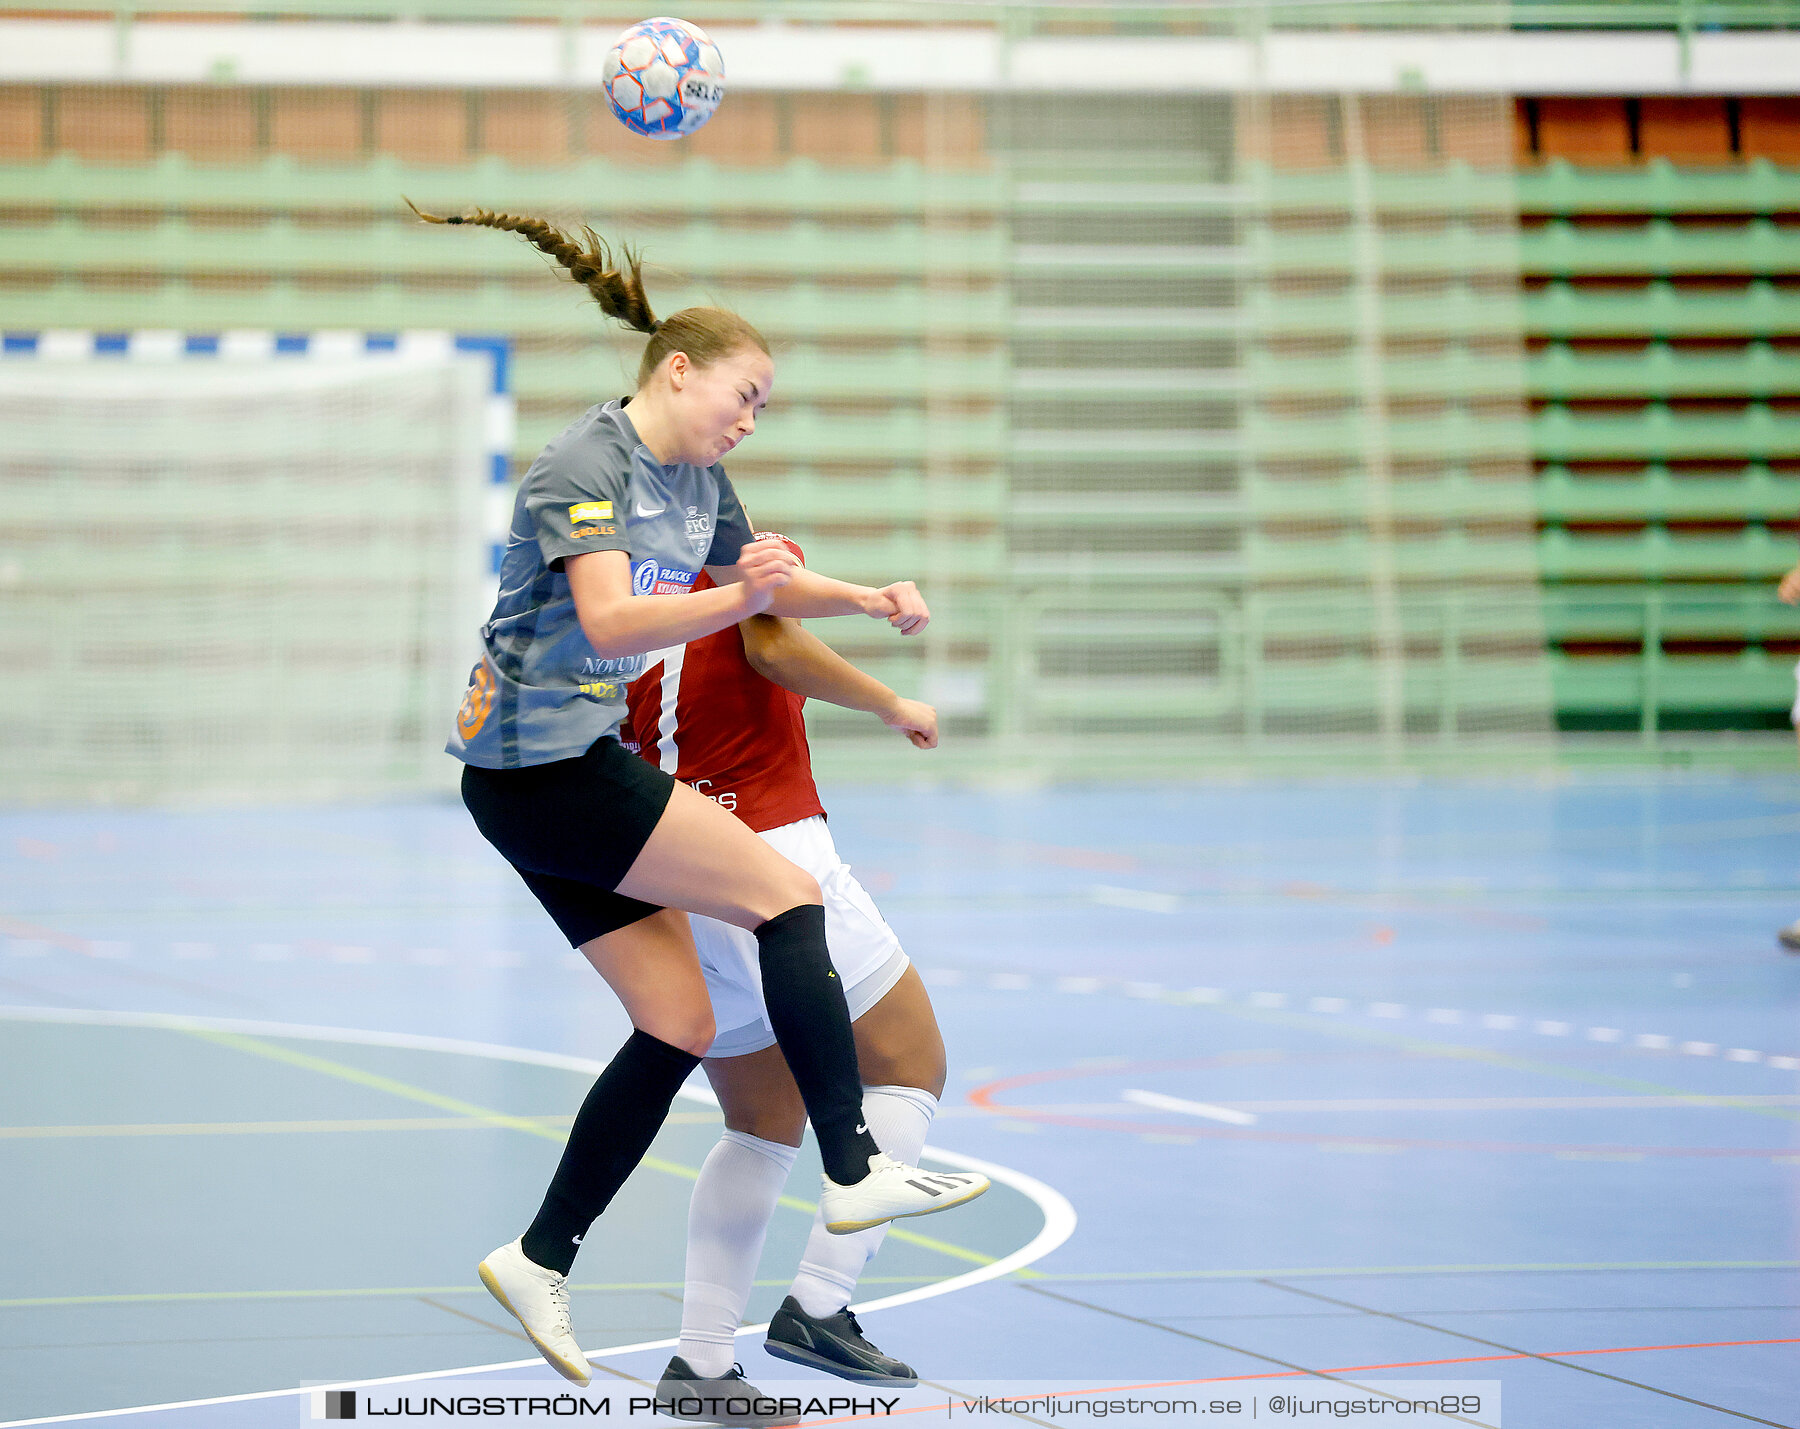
[636,501,666,518]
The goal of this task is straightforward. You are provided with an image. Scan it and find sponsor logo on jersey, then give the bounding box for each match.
[570,522,617,539]
[630,559,698,597]
[569,501,613,524]
[690,777,737,813]
[578,679,622,701]
[455,661,496,741]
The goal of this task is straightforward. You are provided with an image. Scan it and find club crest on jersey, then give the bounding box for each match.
[684,505,712,555]
[631,559,698,597]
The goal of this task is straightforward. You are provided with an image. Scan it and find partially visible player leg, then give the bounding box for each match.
[766,967,947,1385]
[657,1041,806,1425]
[620,783,982,1233]
[786,967,946,1315]
[522,907,719,1272]
[670,975,949,1392]
[673,1044,806,1380]
[617,782,880,1188]
[479,907,714,1386]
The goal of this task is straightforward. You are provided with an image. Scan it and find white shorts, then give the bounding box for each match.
[695,815,910,1060]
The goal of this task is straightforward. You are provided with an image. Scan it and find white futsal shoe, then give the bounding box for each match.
[819,1152,990,1235]
[477,1238,590,1386]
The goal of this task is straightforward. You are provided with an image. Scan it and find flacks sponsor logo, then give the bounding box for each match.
[630,560,697,596]
[568,501,613,524]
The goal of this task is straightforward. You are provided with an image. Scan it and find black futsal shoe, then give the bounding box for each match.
[763,1296,919,1387]
[654,1356,797,1427]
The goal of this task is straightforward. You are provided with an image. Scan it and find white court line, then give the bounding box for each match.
[0,1005,1076,1428]
[1120,1087,1257,1126]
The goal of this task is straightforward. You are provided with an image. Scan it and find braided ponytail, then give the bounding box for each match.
[407,198,767,387]
[405,197,657,335]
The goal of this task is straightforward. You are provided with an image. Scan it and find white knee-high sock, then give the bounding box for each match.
[678,1128,799,1378]
[789,1084,938,1319]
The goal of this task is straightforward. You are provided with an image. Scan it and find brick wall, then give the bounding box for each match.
[1518,96,1800,164]
[0,85,993,167]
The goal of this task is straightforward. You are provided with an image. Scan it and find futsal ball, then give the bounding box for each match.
[602,17,724,140]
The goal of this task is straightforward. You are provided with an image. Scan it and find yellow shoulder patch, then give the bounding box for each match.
[569,501,614,524]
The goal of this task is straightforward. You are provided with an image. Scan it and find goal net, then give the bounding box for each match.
[0,337,491,803]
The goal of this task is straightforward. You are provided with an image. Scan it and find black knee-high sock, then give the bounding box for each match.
[756,903,880,1185]
[520,1029,700,1276]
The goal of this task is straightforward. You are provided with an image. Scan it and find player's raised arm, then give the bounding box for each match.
[708,548,930,635]
[566,544,795,659]
[739,615,938,749]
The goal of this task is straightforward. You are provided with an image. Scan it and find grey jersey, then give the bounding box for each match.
[449,398,754,769]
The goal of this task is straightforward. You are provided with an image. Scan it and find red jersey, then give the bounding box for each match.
[622,533,825,833]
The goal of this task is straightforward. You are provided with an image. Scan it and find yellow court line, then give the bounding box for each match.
[184,1028,1009,1268]
[0,1112,724,1139]
[0,1275,950,1312]
[1212,1004,1800,1123]
[1,1116,569,1139]
[9,1259,1794,1311]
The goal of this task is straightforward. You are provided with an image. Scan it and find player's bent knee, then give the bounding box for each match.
[776,869,822,913]
[863,1040,946,1099]
[744,875,822,928]
[638,1014,715,1058]
[722,1105,805,1146]
[856,1016,947,1097]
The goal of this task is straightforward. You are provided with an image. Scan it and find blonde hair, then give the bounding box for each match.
[405,199,769,386]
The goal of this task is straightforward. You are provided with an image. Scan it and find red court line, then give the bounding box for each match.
[967,1064,1800,1161]
[803,1338,1800,1423]
[0,916,93,955]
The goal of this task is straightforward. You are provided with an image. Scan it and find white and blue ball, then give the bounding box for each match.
[603,16,724,140]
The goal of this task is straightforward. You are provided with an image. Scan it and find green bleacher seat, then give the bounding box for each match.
[1517,157,1800,217]
[1525,279,1800,339]
[1535,464,1800,522]
[1530,341,1800,400]
[1533,403,1800,463]
[1537,525,1794,580]
[1520,217,1800,278]
[4,153,1001,217]
[10,123,1794,748]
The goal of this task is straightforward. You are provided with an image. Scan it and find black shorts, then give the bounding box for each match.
[460,735,676,946]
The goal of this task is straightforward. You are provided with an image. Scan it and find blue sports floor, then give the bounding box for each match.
[2,777,1797,1427]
